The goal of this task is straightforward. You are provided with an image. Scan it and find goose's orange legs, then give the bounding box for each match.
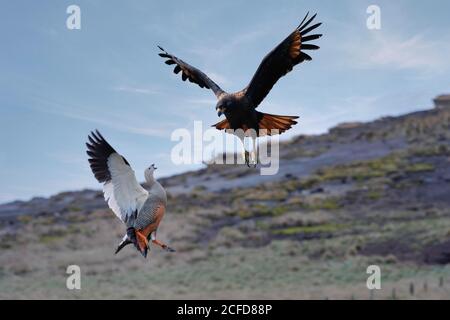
[152,239,176,252]
[135,230,149,252]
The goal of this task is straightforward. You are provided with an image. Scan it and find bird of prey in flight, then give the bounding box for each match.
[86,130,175,258]
[158,13,322,166]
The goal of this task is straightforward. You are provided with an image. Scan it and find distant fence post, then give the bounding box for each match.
[409,282,414,296]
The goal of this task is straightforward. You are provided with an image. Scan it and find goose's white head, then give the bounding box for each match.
[144,164,157,183]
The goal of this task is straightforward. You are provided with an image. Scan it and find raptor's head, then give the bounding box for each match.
[215,98,233,117]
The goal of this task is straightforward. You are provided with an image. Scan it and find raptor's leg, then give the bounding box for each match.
[251,136,258,167]
[238,136,250,167]
[245,150,250,167]
[152,239,176,252]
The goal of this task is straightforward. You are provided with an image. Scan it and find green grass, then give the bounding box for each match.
[38,226,80,244]
[272,223,346,236]
[17,215,33,224]
[316,152,436,184]
[67,206,82,212]
[408,144,449,157]
[228,204,288,219]
[39,234,65,244]
[366,190,383,200]
[404,163,435,173]
[243,189,289,201]
[304,198,341,210]
[318,154,402,182]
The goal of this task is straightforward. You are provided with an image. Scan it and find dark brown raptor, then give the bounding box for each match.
[158,13,322,165]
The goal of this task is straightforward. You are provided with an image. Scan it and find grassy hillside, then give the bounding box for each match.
[1,107,450,299]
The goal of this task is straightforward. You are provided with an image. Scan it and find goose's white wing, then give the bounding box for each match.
[86,130,148,223]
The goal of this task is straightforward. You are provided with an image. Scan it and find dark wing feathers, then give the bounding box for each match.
[301,34,322,42]
[244,13,322,108]
[301,44,320,50]
[85,130,130,183]
[173,65,182,74]
[300,22,322,36]
[297,13,317,32]
[158,46,225,99]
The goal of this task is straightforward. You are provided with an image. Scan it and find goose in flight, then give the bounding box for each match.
[86,130,175,258]
[158,13,322,166]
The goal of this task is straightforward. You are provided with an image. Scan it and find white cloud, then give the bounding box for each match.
[61,110,172,138]
[30,96,174,138]
[113,85,160,95]
[189,29,266,61]
[186,98,217,106]
[203,71,230,87]
[183,29,268,89]
[347,32,450,73]
[47,152,87,166]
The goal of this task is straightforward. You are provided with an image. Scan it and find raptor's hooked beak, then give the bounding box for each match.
[216,107,224,117]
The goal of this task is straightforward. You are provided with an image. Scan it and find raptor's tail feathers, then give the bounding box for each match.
[212,113,298,136]
[257,112,299,135]
[212,118,231,130]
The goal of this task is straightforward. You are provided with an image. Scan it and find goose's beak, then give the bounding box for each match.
[115,238,132,255]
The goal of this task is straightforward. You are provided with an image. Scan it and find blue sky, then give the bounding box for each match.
[1,0,450,203]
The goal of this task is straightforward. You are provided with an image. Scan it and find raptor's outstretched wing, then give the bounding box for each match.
[244,13,322,108]
[86,130,148,223]
[158,46,225,99]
